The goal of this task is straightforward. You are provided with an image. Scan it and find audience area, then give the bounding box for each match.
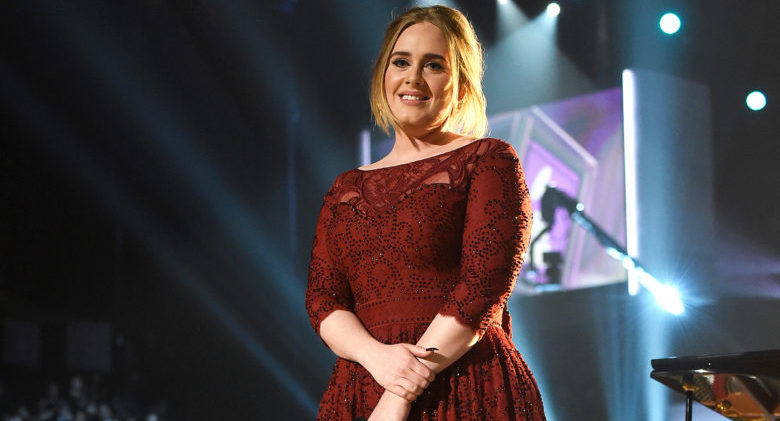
[0,373,166,421]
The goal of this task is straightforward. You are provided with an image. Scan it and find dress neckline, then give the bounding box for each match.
[355,137,489,172]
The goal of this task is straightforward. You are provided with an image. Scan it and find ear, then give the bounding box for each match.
[454,88,466,110]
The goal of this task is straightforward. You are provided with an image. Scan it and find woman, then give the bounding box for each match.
[305,5,546,421]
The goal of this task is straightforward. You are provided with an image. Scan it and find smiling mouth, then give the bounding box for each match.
[400,94,430,101]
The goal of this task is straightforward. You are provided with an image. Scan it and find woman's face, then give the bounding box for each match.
[384,21,455,136]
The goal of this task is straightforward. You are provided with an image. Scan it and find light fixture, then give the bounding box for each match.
[659,12,681,35]
[746,91,767,111]
[546,2,561,17]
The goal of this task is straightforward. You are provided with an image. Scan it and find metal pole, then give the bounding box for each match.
[685,391,693,421]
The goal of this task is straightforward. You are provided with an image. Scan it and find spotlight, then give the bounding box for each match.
[498,0,509,5]
[546,2,561,17]
[656,284,684,316]
[746,91,767,111]
[659,13,681,35]
[637,270,684,315]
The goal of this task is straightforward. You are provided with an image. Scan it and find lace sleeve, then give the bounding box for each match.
[305,181,354,339]
[439,142,532,336]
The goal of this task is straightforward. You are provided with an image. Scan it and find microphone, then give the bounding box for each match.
[541,186,579,224]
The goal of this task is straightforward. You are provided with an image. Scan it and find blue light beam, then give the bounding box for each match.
[35,1,307,323]
[0,63,319,415]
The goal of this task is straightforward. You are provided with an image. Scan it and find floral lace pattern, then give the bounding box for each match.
[306,138,545,420]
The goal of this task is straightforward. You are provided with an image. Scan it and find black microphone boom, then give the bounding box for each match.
[542,185,641,269]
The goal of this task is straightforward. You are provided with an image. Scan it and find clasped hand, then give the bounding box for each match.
[360,342,436,402]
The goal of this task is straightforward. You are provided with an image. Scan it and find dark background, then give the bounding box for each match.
[2,0,778,419]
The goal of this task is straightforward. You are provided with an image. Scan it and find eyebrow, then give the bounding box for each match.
[390,51,447,62]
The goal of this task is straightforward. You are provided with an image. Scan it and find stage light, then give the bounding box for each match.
[606,252,684,315]
[546,2,561,17]
[746,91,767,111]
[659,13,681,35]
[636,270,684,315]
[498,0,509,5]
[656,284,684,316]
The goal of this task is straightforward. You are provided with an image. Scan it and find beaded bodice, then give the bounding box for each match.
[306,137,532,338]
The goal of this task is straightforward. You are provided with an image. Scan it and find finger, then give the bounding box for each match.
[398,377,423,397]
[403,366,432,389]
[403,343,435,358]
[409,359,435,383]
[389,385,417,402]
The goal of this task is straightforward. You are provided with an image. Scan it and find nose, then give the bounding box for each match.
[405,65,424,85]
[405,75,422,86]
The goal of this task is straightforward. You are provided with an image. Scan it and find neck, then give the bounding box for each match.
[390,126,461,157]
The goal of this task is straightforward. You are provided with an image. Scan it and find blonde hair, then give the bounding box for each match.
[370,6,487,137]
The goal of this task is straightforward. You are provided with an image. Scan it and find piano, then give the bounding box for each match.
[651,349,780,421]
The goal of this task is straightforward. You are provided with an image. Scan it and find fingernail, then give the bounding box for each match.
[425,347,438,351]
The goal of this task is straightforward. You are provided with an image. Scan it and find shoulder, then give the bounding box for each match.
[322,168,361,202]
[323,170,348,196]
[472,137,520,164]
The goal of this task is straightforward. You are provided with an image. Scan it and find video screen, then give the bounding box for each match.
[490,88,626,293]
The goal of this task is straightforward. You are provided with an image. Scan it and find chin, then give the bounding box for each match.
[396,115,444,131]
[397,124,443,138]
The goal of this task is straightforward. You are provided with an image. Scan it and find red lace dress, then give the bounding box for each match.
[305,138,546,421]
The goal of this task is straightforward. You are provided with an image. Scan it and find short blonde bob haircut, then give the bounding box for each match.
[370,6,488,138]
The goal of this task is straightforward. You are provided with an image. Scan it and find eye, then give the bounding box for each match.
[391,58,410,68]
[426,61,445,71]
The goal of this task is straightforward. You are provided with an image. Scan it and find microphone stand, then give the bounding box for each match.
[542,186,645,271]
[522,186,645,287]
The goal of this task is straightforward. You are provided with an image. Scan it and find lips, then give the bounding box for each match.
[399,92,430,104]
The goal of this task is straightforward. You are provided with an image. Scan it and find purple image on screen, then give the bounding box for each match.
[524,141,581,261]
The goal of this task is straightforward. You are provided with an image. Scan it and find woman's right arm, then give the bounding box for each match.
[305,191,434,402]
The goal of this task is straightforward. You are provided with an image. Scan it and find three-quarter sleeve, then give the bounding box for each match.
[305,185,354,337]
[439,142,532,336]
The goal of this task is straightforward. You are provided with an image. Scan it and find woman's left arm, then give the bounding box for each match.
[421,142,532,371]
